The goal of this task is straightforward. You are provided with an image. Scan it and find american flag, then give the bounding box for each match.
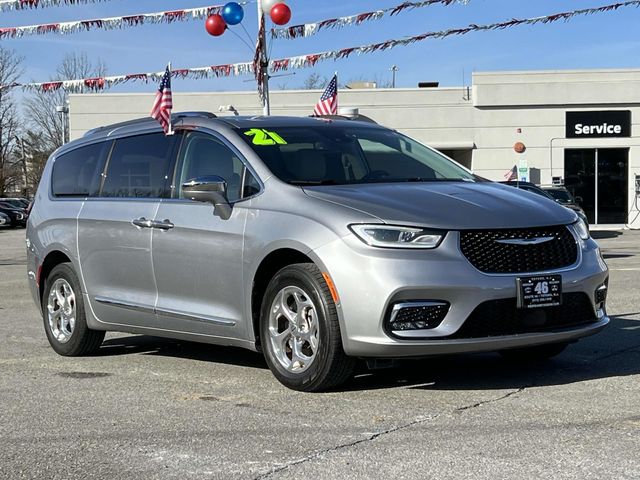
[150,65,173,135]
[313,74,338,116]
[503,165,518,181]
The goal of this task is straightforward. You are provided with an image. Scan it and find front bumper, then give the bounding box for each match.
[315,230,609,358]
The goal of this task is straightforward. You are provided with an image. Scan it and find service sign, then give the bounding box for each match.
[566,110,631,138]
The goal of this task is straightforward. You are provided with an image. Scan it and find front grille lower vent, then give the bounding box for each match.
[387,302,449,332]
[460,225,578,274]
[447,293,596,339]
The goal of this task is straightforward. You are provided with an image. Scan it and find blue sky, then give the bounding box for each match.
[3,0,640,92]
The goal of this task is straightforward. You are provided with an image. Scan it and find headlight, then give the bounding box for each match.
[573,219,590,240]
[349,224,445,249]
[16,213,24,220]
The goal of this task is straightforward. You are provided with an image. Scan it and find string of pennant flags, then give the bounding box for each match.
[0,2,250,39]
[0,0,113,13]
[271,0,471,40]
[272,0,640,40]
[3,0,639,94]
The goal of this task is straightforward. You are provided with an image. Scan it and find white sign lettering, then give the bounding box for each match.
[574,123,623,136]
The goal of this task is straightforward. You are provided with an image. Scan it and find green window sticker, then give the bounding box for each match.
[244,128,287,145]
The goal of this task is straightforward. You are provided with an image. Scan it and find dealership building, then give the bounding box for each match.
[69,68,640,229]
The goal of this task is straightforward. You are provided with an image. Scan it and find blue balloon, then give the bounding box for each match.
[222,2,244,25]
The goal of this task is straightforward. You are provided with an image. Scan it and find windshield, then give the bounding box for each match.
[545,189,574,204]
[236,126,476,185]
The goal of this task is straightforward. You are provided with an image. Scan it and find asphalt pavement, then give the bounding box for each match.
[1,227,639,479]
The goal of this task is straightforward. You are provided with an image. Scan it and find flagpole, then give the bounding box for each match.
[257,0,270,116]
[335,70,338,112]
[167,62,174,135]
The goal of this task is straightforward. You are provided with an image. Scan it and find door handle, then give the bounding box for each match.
[132,217,153,228]
[151,219,175,231]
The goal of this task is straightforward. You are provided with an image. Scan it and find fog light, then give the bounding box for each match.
[595,282,608,305]
[387,301,449,332]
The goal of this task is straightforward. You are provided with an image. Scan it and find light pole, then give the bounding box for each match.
[56,104,69,144]
[390,65,399,88]
[14,135,28,196]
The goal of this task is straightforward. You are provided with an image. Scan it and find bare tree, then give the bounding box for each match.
[21,130,50,195]
[0,47,24,196]
[24,53,107,153]
[303,73,328,90]
[343,74,393,89]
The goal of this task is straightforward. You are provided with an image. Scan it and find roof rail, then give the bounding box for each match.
[83,111,218,137]
[83,117,155,137]
[310,114,378,124]
[174,111,217,119]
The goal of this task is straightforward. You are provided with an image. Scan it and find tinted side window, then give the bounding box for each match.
[52,142,108,197]
[101,133,177,198]
[176,132,245,202]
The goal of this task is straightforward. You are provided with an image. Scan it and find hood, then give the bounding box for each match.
[303,181,577,230]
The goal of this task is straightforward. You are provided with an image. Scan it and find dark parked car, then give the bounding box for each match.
[0,202,27,227]
[0,197,30,209]
[501,181,589,226]
[542,187,586,214]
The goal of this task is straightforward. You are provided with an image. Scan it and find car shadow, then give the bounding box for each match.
[602,253,635,259]
[341,315,640,392]
[97,335,268,370]
[95,315,639,392]
[591,230,623,240]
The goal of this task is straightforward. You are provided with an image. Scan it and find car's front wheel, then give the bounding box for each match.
[42,263,105,356]
[260,263,355,392]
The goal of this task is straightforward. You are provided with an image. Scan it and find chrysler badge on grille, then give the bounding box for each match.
[495,237,555,245]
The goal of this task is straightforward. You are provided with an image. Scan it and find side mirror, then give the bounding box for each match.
[575,196,583,204]
[182,175,232,220]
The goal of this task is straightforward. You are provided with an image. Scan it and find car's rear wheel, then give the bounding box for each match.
[499,342,568,361]
[260,263,355,392]
[42,263,105,356]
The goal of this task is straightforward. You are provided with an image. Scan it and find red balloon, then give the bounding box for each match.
[205,14,226,36]
[270,3,291,25]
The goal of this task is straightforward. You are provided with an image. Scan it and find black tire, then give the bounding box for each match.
[499,342,569,362]
[260,263,356,392]
[42,263,105,356]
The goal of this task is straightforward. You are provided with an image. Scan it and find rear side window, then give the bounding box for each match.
[101,133,178,198]
[51,142,108,197]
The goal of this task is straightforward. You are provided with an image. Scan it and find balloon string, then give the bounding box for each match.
[240,22,255,48]
[227,26,255,54]
[268,34,275,61]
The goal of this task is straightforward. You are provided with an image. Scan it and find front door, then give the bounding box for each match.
[564,148,628,224]
[151,131,251,337]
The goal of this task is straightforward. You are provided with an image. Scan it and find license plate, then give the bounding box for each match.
[516,275,562,309]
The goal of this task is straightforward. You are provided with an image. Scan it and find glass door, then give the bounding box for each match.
[564,148,628,225]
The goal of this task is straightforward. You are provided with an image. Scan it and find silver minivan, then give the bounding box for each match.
[27,113,609,391]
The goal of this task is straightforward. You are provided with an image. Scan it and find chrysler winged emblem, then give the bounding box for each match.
[496,237,555,246]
